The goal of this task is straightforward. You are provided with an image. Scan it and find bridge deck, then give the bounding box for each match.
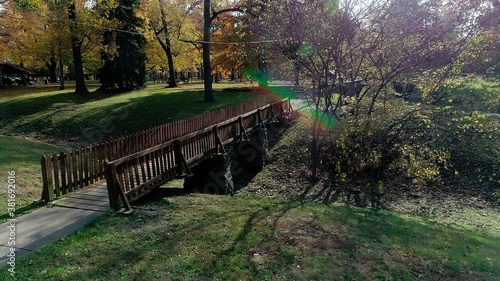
[51,182,109,212]
[50,161,170,212]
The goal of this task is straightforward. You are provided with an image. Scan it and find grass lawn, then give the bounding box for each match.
[0,82,266,145]
[1,103,498,280]
[0,82,272,218]
[2,192,498,281]
[0,135,62,220]
[443,78,499,113]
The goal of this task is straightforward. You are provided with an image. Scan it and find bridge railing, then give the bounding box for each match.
[105,99,292,212]
[41,95,282,202]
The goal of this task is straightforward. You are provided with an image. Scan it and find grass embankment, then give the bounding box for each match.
[0,135,62,219]
[1,192,498,280]
[2,109,499,280]
[0,83,263,145]
[0,82,265,218]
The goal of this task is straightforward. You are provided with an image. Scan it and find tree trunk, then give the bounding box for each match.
[310,120,320,181]
[230,67,235,81]
[0,65,4,88]
[368,84,386,116]
[159,0,177,88]
[58,46,65,90]
[258,46,268,87]
[294,62,300,87]
[68,1,88,95]
[47,54,57,83]
[203,0,214,102]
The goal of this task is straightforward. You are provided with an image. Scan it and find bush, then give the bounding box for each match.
[319,79,500,204]
[322,100,449,188]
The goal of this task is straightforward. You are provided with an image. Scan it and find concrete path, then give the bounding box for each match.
[0,185,109,268]
[290,99,309,112]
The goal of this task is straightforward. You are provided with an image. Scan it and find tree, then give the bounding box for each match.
[68,0,89,94]
[201,0,265,102]
[99,0,147,91]
[264,0,496,180]
[202,0,213,101]
[146,0,178,88]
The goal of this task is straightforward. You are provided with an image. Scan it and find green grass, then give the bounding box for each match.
[0,83,265,144]
[2,193,498,281]
[0,135,62,220]
[440,78,499,113]
[0,82,268,218]
[0,80,497,280]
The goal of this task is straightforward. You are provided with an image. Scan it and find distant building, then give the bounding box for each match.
[0,63,33,87]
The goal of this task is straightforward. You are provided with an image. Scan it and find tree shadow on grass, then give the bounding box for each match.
[1,89,261,145]
[7,194,499,280]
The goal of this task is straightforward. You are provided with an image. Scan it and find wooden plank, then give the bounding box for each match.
[53,153,60,198]
[127,162,135,191]
[84,146,89,186]
[79,186,109,196]
[165,146,172,171]
[124,172,168,197]
[77,148,82,188]
[41,156,52,201]
[158,148,164,174]
[89,144,94,185]
[72,149,78,191]
[122,164,130,193]
[111,140,116,160]
[148,152,155,178]
[61,186,108,199]
[159,148,165,174]
[118,138,122,158]
[145,154,152,179]
[125,136,129,156]
[60,152,67,195]
[140,156,147,183]
[154,150,161,176]
[94,144,99,182]
[97,144,103,180]
[52,197,109,212]
[65,192,108,201]
[46,155,55,200]
[134,158,141,187]
[116,179,133,212]
[105,161,120,212]
[67,151,73,193]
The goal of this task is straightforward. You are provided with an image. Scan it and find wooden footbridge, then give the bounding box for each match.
[41,98,293,213]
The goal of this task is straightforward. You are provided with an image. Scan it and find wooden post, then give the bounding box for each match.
[238,116,249,141]
[105,161,120,212]
[270,104,276,122]
[60,152,67,195]
[173,140,183,175]
[41,155,55,202]
[53,153,60,198]
[212,126,219,154]
[173,139,192,177]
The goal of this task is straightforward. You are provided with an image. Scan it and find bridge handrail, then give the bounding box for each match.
[40,95,283,202]
[105,99,291,212]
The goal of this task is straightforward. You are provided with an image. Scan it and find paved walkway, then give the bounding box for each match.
[0,184,109,267]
